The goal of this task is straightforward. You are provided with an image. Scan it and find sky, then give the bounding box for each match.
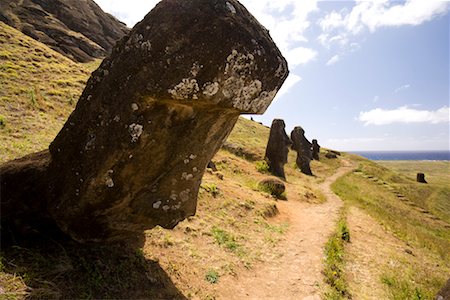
[93,0,450,151]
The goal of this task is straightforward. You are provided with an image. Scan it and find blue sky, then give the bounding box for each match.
[94,0,450,151]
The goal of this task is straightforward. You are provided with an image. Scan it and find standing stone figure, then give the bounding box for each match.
[291,126,313,176]
[417,173,427,183]
[264,119,291,180]
[312,139,320,161]
[0,0,289,243]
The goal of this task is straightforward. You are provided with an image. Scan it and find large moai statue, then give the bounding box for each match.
[264,119,291,180]
[1,0,289,243]
[291,126,313,176]
[312,139,320,161]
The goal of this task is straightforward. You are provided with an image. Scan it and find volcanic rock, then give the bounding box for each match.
[291,126,313,176]
[417,173,427,183]
[0,0,129,62]
[312,139,320,161]
[436,278,450,300]
[1,0,289,243]
[258,178,286,199]
[325,152,338,159]
[264,119,291,180]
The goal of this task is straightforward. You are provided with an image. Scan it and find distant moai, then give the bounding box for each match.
[291,126,313,175]
[264,119,291,180]
[417,173,427,183]
[312,139,320,161]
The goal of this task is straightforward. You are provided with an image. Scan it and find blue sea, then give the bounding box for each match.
[350,151,450,161]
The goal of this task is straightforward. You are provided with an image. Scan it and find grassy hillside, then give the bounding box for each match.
[0,21,339,299]
[332,155,450,298]
[0,21,99,162]
[1,20,449,300]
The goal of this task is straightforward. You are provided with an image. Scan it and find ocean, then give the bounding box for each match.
[349,151,450,161]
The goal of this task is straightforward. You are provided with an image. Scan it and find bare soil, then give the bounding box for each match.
[215,159,355,299]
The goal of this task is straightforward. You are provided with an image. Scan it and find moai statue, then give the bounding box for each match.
[312,139,320,161]
[417,173,427,183]
[0,0,289,243]
[291,126,313,175]
[264,119,291,180]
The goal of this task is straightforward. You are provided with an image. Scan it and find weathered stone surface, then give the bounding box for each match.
[222,142,261,161]
[264,119,291,180]
[258,178,286,198]
[0,151,63,243]
[325,151,338,159]
[312,139,320,161]
[436,278,450,300]
[291,126,313,176]
[417,173,427,183]
[207,161,218,172]
[32,0,288,242]
[0,0,129,62]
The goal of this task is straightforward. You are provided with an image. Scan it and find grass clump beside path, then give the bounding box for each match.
[323,211,351,299]
[332,156,450,298]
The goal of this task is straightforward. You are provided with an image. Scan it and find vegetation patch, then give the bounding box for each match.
[323,212,351,299]
[255,160,270,173]
[211,226,241,253]
[205,269,220,284]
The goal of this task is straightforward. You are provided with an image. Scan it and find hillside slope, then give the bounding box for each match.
[0,0,129,62]
[1,21,449,300]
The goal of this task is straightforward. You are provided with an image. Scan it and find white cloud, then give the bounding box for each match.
[326,54,340,66]
[394,84,411,93]
[358,106,450,126]
[274,73,302,99]
[285,47,318,67]
[318,0,449,47]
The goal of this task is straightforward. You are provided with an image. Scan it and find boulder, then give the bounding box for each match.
[1,0,288,243]
[291,126,313,176]
[312,139,320,161]
[258,178,286,199]
[207,161,218,172]
[325,152,338,159]
[222,142,261,161]
[264,119,291,180]
[436,278,450,300]
[417,173,427,183]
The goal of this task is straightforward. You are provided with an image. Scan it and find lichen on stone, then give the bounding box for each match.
[168,78,200,100]
[128,123,143,142]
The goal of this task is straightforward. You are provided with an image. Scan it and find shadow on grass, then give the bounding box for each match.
[1,236,187,299]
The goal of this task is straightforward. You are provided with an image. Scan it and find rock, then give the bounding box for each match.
[264,119,291,180]
[207,161,218,172]
[0,151,64,243]
[258,178,286,198]
[291,126,313,176]
[325,151,338,159]
[436,278,450,300]
[1,0,288,243]
[0,0,129,62]
[312,139,320,161]
[222,142,261,161]
[417,173,427,183]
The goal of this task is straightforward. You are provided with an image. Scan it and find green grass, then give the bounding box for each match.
[323,212,351,299]
[332,158,450,298]
[205,269,220,284]
[226,117,270,157]
[211,226,241,253]
[0,21,100,163]
[255,160,270,173]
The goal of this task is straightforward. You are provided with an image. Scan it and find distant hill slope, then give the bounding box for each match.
[0,0,129,62]
[0,21,100,162]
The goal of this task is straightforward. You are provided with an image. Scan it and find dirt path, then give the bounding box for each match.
[215,159,355,299]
